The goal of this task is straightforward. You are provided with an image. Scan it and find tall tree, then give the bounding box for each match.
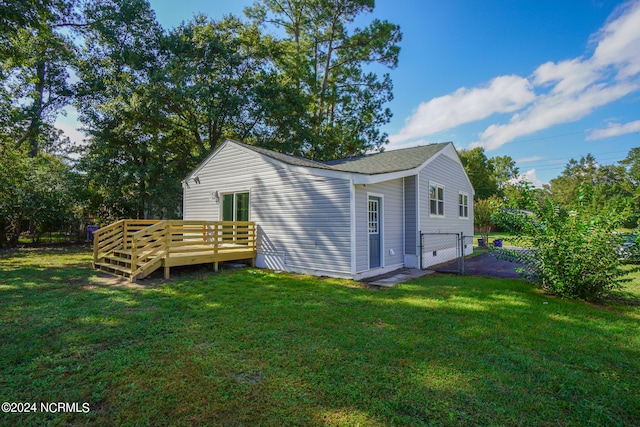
[547,154,600,208]
[490,155,519,190]
[1,0,79,157]
[75,0,169,219]
[621,147,640,185]
[246,0,402,159]
[158,15,283,159]
[547,153,636,226]
[458,147,498,199]
[620,147,640,226]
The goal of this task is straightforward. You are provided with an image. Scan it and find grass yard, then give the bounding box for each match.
[1,247,639,426]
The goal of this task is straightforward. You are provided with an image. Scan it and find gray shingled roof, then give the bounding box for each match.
[325,142,451,174]
[235,141,452,175]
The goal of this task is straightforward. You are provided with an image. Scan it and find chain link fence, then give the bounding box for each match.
[420,232,474,274]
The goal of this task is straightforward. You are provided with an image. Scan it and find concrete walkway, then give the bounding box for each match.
[363,268,434,288]
[362,251,524,288]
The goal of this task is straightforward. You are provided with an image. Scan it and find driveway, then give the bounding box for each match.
[430,252,523,279]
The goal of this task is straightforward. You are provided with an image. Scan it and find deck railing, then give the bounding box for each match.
[93,220,256,280]
[93,219,160,265]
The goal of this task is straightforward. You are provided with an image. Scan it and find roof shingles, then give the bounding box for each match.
[236,141,452,176]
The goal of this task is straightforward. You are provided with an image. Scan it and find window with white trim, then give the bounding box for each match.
[459,192,469,218]
[429,182,445,216]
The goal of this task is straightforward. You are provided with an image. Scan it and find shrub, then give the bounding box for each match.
[474,196,501,246]
[493,187,637,301]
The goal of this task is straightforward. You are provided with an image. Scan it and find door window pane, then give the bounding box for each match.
[222,194,234,221]
[368,199,379,233]
[236,193,249,221]
[222,192,249,221]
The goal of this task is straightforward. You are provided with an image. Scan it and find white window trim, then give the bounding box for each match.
[459,191,470,219]
[429,181,445,218]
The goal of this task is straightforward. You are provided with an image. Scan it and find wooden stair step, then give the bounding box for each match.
[103,256,132,267]
[112,249,132,258]
[104,253,131,261]
[95,262,132,276]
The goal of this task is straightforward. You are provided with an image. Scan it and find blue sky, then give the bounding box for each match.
[60,0,640,186]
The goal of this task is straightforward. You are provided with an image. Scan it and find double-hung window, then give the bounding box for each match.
[429,182,445,217]
[459,192,469,218]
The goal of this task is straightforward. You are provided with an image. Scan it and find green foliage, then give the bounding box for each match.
[0,0,78,157]
[158,15,282,157]
[0,145,85,246]
[502,180,539,210]
[246,0,402,159]
[75,0,177,220]
[474,197,501,246]
[458,147,498,199]
[547,152,638,227]
[494,186,637,301]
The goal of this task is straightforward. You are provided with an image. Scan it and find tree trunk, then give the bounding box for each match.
[0,219,6,248]
[28,59,46,157]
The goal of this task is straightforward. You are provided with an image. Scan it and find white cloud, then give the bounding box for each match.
[586,119,640,140]
[516,156,543,163]
[592,0,640,78]
[521,169,544,188]
[473,80,639,150]
[55,122,87,144]
[54,106,89,155]
[391,0,640,151]
[55,121,87,145]
[389,75,534,145]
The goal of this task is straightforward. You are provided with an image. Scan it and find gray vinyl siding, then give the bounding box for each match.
[354,179,404,273]
[183,143,352,274]
[404,176,417,255]
[419,154,474,237]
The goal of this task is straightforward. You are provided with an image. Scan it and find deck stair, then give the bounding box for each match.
[93,220,256,281]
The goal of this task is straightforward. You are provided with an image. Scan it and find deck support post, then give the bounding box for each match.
[164,265,170,279]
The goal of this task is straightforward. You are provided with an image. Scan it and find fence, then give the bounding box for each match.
[4,220,90,247]
[420,232,474,274]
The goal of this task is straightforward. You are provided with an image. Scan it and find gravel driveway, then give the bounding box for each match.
[430,252,523,279]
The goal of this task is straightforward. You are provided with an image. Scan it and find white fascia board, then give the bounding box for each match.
[350,168,420,184]
[416,142,475,196]
[254,157,430,185]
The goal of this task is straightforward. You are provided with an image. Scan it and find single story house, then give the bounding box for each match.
[182,139,474,280]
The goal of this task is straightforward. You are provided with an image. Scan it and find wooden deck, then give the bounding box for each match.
[93,220,256,281]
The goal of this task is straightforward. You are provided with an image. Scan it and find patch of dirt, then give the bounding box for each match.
[230,371,265,385]
[86,273,157,289]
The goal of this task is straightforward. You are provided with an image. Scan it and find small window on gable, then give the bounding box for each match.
[459,192,469,218]
[429,182,445,217]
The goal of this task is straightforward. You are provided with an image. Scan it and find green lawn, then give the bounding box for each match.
[1,247,639,426]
